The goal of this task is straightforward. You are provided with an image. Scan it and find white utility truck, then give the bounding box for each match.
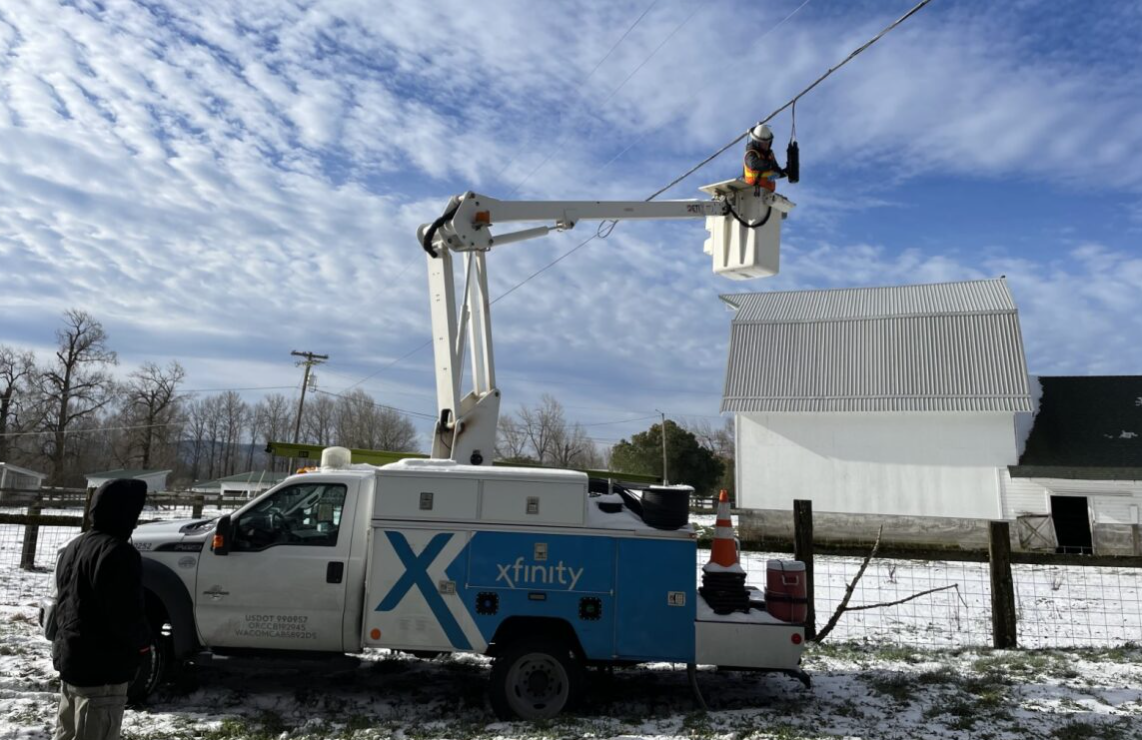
[47,180,806,719]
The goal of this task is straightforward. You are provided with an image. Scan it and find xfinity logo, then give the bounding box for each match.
[495,557,583,590]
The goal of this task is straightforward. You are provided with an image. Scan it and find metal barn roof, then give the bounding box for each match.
[720,278,1033,413]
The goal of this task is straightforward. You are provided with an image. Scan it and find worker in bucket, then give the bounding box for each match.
[742,124,786,192]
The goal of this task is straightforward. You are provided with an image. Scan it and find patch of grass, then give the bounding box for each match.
[971,650,1078,680]
[915,667,958,685]
[810,640,928,665]
[863,672,916,702]
[962,672,1010,709]
[199,711,290,740]
[1052,718,1132,740]
[831,698,866,718]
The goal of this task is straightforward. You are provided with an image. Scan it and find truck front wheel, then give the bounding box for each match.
[489,637,583,720]
[127,619,169,704]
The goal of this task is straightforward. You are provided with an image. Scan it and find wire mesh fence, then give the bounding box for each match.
[0,490,235,608]
[1014,561,1142,648]
[694,541,1142,650]
[0,519,79,606]
[4,506,1142,651]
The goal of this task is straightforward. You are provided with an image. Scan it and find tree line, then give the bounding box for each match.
[0,310,418,487]
[3,310,735,496]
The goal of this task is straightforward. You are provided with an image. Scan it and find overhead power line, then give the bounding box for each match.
[311,388,438,421]
[498,0,662,190]
[342,0,935,400]
[647,0,936,201]
[509,1,699,196]
[592,0,817,179]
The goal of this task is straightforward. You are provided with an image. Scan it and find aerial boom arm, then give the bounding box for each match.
[418,183,794,465]
[420,193,730,256]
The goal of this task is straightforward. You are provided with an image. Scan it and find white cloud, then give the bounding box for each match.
[0,0,1140,450]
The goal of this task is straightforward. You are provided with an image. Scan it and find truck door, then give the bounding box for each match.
[194,479,358,652]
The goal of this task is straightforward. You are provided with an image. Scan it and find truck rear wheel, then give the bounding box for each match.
[489,637,583,720]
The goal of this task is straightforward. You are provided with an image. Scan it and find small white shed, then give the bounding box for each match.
[721,278,1034,547]
[0,462,47,491]
[85,468,171,493]
[191,471,289,498]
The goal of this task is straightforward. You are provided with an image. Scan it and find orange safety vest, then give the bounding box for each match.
[743,151,777,191]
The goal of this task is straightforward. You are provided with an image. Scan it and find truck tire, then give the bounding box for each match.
[489,637,583,720]
[127,621,169,704]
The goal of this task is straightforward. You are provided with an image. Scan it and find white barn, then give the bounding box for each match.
[721,278,1034,548]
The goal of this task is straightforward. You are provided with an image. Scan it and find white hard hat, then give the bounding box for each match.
[749,124,774,142]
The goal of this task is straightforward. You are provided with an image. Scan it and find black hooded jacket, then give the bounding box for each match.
[52,479,152,686]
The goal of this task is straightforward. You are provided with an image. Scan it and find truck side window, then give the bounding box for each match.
[232,483,347,551]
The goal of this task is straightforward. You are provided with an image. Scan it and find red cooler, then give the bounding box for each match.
[765,559,807,623]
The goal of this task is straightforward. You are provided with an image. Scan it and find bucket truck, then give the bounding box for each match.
[42,180,807,721]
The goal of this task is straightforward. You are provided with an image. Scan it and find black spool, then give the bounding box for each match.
[701,570,750,614]
[641,486,690,530]
[786,140,800,183]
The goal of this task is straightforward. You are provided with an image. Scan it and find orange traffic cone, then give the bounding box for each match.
[700,489,749,614]
[706,489,740,568]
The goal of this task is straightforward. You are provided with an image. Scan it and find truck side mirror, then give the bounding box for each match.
[212,515,231,556]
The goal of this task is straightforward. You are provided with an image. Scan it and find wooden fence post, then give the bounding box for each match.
[81,487,96,532]
[988,521,1018,649]
[793,499,816,640]
[20,501,41,570]
[192,494,205,519]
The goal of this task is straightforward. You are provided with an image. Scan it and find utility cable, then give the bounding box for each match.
[592,0,816,180]
[310,388,438,421]
[647,0,936,201]
[497,0,662,189]
[487,0,936,301]
[509,2,699,197]
[346,0,934,398]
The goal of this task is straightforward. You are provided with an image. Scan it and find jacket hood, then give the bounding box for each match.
[90,479,148,538]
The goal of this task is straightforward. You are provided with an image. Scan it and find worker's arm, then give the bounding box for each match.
[745,149,786,180]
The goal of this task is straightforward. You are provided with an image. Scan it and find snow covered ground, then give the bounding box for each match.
[2,510,1141,738]
[2,604,1140,740]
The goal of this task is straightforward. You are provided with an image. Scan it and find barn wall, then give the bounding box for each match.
[736,412,1018,520]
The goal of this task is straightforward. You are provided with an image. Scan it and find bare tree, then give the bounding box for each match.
[499,395,598,468]
[219,391,248,476]
[253,392,297,470]
[334,390,418,452]
[36,310,119,484]
[684,417,734,458]
[304,393,337,447]
[185,396,210,480]
[0,345,36,463]
[518,394,565,465]
[496,416,531,461]
[119,361,186,469]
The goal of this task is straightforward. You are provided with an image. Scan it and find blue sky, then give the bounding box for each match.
[1,0,1141,449]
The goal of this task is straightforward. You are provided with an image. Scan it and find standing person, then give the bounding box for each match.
[52,479,151,740]
[742,124,786,191]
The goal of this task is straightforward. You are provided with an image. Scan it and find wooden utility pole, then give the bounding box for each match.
[290,351,328,469]
[656,409,668,485]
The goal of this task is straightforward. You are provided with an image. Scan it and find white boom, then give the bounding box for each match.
[418,180,794,465]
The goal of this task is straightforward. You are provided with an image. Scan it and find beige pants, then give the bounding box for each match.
[53,681,128,740]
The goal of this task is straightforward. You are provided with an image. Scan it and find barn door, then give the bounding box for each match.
[1049,496,1093,555]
